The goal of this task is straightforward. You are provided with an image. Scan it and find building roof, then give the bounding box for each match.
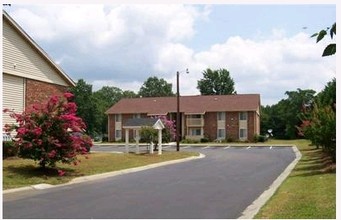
[106,94,261,115]
[124,118,159,127]
[123,118,164,130]
[2,10,75,87]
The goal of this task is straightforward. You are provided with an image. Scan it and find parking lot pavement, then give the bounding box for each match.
[3,144,297,219]
[91,144,293,153]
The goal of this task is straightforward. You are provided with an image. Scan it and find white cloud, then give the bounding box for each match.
[7,5,336,106]
[155,30,335,105]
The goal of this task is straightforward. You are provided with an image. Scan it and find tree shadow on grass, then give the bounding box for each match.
[291,152,335,177]
[5,165,78,179]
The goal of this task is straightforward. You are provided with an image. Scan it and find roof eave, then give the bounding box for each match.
[3,10,75,87]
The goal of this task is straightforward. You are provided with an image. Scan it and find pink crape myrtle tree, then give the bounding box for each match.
[3,92,93,172]
[155,115,176,143]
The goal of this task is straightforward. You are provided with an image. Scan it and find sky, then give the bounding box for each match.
[3,2,336,105]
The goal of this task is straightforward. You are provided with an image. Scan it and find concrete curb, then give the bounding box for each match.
[238,145,302,219]
[3,153,205,194]
[67,153,205,184]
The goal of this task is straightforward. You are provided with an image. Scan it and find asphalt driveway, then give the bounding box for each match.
[3,145,296,219]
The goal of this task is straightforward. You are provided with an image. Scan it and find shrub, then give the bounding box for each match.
[3,141,18,158]
[140,126,158,143]
[200,137,210,143]
[3,93,93,170]
[254,134,268,143]
[226,136,234,143]
[181,139,199,144]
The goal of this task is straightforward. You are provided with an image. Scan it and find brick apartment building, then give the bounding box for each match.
[2,10,75,127]
[106,94,261,142]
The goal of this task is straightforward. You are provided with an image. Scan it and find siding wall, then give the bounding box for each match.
[2,74,25,126]
[3,18,69,86]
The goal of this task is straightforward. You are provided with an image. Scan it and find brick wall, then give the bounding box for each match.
[108,114,116,142]
[226,112,239,141]
[25,79,68,107]
[247,111,257,141]
[203,112,217,141]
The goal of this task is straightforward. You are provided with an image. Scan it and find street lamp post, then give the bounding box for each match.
[176,69,188,152]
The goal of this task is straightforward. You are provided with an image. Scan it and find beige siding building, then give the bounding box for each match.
[2,10,75,127]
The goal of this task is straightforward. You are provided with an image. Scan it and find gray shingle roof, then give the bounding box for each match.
[123,118,159,127]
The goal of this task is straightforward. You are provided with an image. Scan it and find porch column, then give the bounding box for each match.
[125,129,129,153]
[158,129,162,155]
[135,129,140,154]
[150,142,154,154]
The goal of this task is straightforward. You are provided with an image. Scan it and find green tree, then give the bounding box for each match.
[283,89,316,139]
[69,79,98,136]
[298,78,336,161]
[260,89,316,139]
[93,86,126,135]
[197,68,236,95]
[302,104,336,161]
[316,78,336,110]
[311,22,336,56]
[123,90,138,99]
[138,76,174,97]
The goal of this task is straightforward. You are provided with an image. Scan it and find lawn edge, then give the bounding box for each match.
[3,153,205,195]
[238,145,302,219]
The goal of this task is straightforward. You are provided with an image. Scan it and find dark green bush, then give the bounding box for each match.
[200,137,210,143]
[226,136,234,143]
[181,139,199,144]
[253,134,268,143]
[3,141,18,158]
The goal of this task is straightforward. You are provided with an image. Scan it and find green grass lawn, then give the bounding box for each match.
[3,151,198,190]
[255,139,336,219]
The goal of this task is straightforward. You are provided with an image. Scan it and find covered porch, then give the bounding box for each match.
[122,118,165,155]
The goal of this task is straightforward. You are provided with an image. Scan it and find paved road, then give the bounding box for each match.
[3,145,296,219]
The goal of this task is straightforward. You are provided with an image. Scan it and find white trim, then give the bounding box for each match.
[3,69,69,86]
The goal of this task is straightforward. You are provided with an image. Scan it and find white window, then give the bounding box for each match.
[115,114,122,122]
[217,128,225,139]
[133,114,141,118]
[217,112,225,121]
[239,128,247,139]
[189,128,202,136]
[115,130,122,139]
[239,112,248,121]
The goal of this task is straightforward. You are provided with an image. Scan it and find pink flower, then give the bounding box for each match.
[48,150,56,158]
[65,102,77,113]
[17,127,28,135]
[58,170,66,176]
[33,127,42,136]
[49,96,59,105]
[64,92,74,100]
[23,142,33,149]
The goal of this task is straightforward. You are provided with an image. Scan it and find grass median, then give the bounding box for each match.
[255,139,336,219]
[3,151,199,190]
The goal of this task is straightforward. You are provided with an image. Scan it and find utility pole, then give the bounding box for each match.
[176,71,180,152]
[176,69,189,152]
